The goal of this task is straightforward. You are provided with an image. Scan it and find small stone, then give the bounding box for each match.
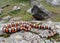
[2,15,11,20]
[13,6,17,10]
[27,8,32,13]
[13,6,21,11]
[0,8,3,14]
[9,17,22,22]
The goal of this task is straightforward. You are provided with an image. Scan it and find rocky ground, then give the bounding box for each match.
[0,31,45,43]
[0,20,60,43]
[0,0,60,43]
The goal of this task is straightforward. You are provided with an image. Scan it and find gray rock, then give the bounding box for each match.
[0,37,5,43]
[27,8,32,13]
[9,17,22,22]
[31,1,40,5]
[32,40,38,43]
[56,42,60,43]
[46,0,52,4]
[1,4,10,9]
[31,28,39,33]
[0,30,4,35]
[18,40,28,43]
[0,31,45,43]
[0,8,3,14]
[45,40,53,43]
[31,4,52,20]
[30,0,42,5]
[23,32,33,41]
[2,15,11,20]
[39,30,49,38]
[56,28,60,34]
[46,0,60,6]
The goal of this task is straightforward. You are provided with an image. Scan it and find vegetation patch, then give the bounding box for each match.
[41,0,60,22]
[0,34,10,38]
[47,33,60,41]
[0,0,32,21]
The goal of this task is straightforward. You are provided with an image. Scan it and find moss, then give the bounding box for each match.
[0,34,10,38]
[47,33,60,41]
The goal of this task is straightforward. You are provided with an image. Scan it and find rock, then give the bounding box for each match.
[51,0,60,6]
[31,28,39,33]
[1,15,12,23]
[5,38,17,43]
[31,34,40,40]
[14,35,23,41]
[38,39,45,43]
[23,32,33,41]
[1,4,10,9]
[13,6,17,10]
[55,25,60,29]
[31,1,40,5]
[46,0,60,6]
[56,28,60,34]
[0,31,45,43]
[0,37,5,43]
[40,39,45,43]
[56,42,60,43]
[13,6,21,11]
[30,0,42,5]
[0,30,4,35]
[18,40,28,43]
[6,33,25,43]
[31,38,44,43]
[0,8,3,14]
[2,15,11,21]
[36,0,42,2]
[27,8,32,13]
[30,0,42,2]
[45,40,53,43]
[32,40,38,43]
[47,21,53,24]
[39,30,49,38]
[9,17,22,22]
[31,4,52,20]
[46,0,52,4]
